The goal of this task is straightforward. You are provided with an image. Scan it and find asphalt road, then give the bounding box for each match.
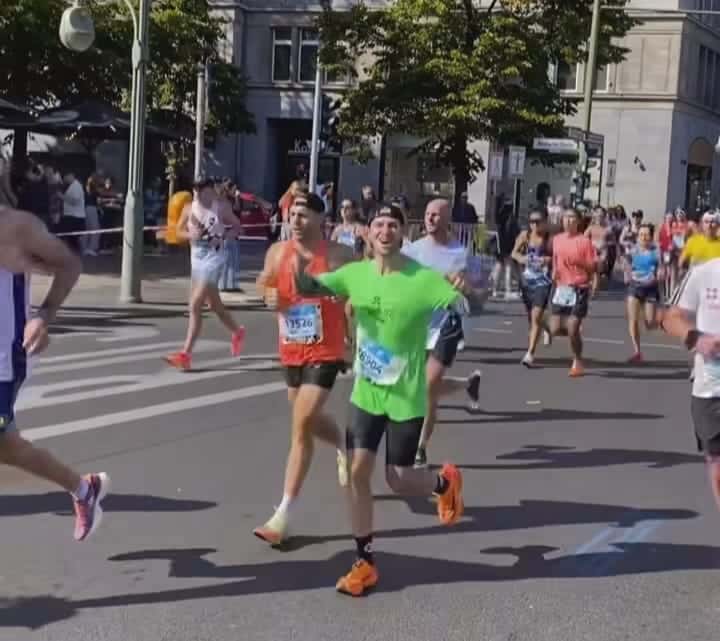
[1,287,719,641]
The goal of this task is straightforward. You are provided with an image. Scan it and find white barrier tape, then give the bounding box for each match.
[55,224,270,242]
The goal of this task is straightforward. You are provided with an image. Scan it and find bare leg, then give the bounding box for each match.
[627,296,641,354]
[283,384,332,499]
[348,449,376,537]
[206,286,241,335]
[550,314,567,337]
[644,300,658,331]
[418,356,446,450]
[528,306,545,356]
[182,282,207,354]
[706,458,720,512]
[0,432,80,493]
[567,317,583,367]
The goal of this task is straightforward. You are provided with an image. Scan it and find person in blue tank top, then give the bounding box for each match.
[0,203,110,542]
[623,223,662,362]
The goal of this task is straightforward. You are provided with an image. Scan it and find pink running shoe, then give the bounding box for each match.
[231,327,246,357]
[73,473,110,542]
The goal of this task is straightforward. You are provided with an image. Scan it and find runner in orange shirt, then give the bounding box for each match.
[550,208,597,377]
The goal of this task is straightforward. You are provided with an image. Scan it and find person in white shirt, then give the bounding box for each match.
[402,198,484,467]
[664,258,720,510]
[61,172,85,253]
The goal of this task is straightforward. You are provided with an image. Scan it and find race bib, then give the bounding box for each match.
[704,358,720,385]
[672,234,685,249]
[552,285,577,307]
[356,334,407,385]
[280,303,323,344]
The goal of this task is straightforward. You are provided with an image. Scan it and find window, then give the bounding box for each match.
[272,27,292,82]
[299,28,319,83]
[556,60,579,92]
[593,65,609,91]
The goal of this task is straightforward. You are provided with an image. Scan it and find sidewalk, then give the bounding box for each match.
[31,245,266,309]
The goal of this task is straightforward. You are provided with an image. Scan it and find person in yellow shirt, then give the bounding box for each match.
[680,211,720,269]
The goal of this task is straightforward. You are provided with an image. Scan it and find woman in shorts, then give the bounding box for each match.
[511,210,553,367]
[624,223,662,363]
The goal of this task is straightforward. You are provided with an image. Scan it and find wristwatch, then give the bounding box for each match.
[684,329,701,351]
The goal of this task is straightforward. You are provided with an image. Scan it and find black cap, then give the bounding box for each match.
[292,192,325,214]
[368,203,405,226]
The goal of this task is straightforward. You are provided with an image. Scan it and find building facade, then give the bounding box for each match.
[213,0,720,222]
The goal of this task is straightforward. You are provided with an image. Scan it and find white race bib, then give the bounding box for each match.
[356,333,407,385]
[552,285,577,307]
[704,357,720,385]
[280,303,323,344]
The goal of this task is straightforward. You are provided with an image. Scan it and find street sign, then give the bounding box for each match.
[488,151,504,180]
[508,146,526,178]
[533,138,579,154]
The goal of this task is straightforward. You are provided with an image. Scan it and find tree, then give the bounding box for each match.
[318,0,637,201]
[0,0,254,137]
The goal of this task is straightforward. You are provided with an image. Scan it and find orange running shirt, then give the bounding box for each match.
[275,240,347,366]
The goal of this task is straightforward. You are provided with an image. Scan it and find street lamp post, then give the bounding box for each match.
[60,0,151,304]
[577,0,602,203]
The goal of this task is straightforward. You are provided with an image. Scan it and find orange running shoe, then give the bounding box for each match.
[436,463,464,526]
[231,327,246,357]
[336,559,379,597]
[164,352,191,371]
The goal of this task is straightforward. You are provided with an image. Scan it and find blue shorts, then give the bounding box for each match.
[0,377,24,435]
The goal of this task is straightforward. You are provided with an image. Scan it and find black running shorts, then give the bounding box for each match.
[283,361,345,390]
[430,311,464,368]
[346,404,424,468]
[691,396,720,456]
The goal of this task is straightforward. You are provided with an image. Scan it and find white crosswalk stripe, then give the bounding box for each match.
[17,329,290,439]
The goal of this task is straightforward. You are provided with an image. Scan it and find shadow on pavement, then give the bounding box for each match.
[455,444,702,470]
[0,492,217,517]
[592,369,691,381]
[276,497,696,552]
[437,406,662,424]
[456,356,684,369]
[5,540,719,629]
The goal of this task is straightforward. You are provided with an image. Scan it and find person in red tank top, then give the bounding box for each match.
[253,191,356,545]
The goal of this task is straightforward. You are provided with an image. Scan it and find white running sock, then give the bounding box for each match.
[73,478,90,501]
[277,494,295,515]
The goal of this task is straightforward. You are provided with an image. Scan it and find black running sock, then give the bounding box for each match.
[355,535,374,564]
[434,474,449,495]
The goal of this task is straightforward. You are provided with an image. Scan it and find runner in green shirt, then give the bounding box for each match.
[294,203,465,596]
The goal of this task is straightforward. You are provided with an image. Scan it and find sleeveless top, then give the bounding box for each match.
[0,268,29,382]
[276,240,347,366]
[521,234,551,286]
[189,201,225,251]
[335,225,358,249]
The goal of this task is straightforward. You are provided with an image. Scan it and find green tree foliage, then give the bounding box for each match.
[318,0,637,196]
[0,0,254,137]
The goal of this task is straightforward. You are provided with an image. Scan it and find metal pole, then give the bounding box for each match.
[578,0,602,202]
[308,61,323,193]
[119,0,151,304]
[194,63,207,180]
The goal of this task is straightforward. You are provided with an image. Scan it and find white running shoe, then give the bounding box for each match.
[253,509,289,546]
[522,353,535,368]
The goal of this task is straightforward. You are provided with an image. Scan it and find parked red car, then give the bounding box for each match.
[234,191,273,238]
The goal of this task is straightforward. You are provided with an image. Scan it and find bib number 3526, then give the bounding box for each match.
[280,303,323,344]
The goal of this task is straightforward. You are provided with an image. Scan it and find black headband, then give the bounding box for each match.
[368,204,405,226]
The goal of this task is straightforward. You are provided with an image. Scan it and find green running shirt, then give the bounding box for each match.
[318,259,459,421]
